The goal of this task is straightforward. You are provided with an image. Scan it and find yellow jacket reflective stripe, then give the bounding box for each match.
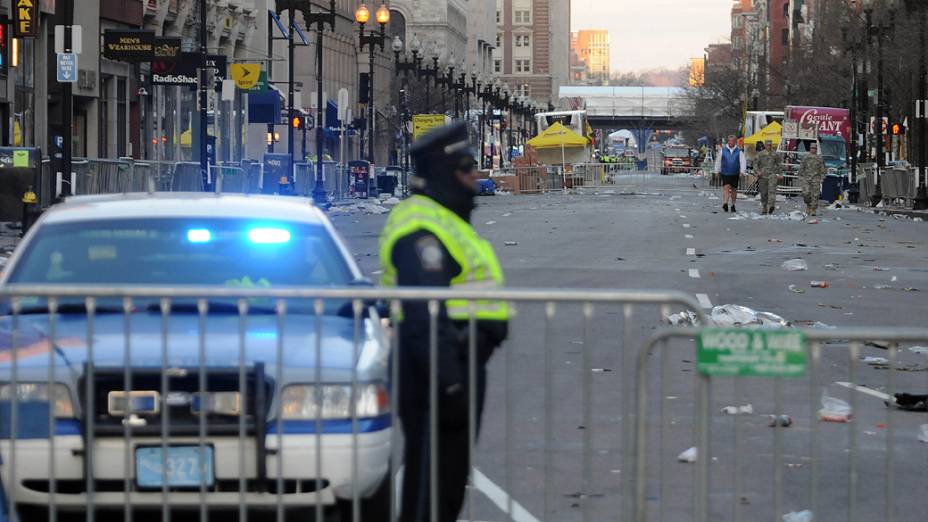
[380,195,509,321]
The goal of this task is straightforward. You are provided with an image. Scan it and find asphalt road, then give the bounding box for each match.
[332,176,928,522]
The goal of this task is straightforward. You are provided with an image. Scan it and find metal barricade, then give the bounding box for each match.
[0,284,704,522]
[211,165,249,194]
[170,162,206,192]
[72,159,137,195]
[634,327,928,522]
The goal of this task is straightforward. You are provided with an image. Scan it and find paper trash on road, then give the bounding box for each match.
[788,284,806,294]
[820,390,852,422]
[721,404,753,415]
[710,304,789,328]
[677,446,698,463]
[328,202,390,215]
[667,310,700,326]
[919,425,928,443]
[861,356,889,365]
[782,510,813,522]
[909,346,928,354]
[782,259,808,271]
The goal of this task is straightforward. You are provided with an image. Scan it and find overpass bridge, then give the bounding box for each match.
[558,86,694,151]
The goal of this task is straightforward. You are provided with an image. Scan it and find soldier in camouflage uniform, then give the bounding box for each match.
[754,139,781,215]
[799,142,826,216]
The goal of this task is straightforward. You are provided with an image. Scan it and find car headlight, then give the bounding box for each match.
[0,383,75,418]
[279,383,389,420]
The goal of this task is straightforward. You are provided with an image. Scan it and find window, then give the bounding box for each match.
[496,10,501,23]
[496,33,502,48]
[517,84,530,97]
[781,28,789,46]
[514,10,531,24]
[515,34,530,47]
[515,59,531,73]
[494,59,501,73]
[783,2,790,21]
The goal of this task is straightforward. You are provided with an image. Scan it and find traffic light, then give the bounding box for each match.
[291,113,304,130]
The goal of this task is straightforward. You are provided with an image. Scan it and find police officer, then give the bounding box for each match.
[799,142,826,216]
[379,122,509,522]
[755,139,781,215]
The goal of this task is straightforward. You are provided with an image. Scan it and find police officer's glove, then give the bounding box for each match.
[440,381,470,429]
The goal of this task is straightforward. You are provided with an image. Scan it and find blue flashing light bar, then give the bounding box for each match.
[187,229,212,243]
[248,228,291,244]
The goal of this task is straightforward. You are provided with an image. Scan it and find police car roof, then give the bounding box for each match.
[44,193,327,225]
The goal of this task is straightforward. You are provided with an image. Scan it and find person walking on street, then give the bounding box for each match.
[379,122,510,522]
[799,142,826,216]
[755,139,782,215]
[714,134,746,213]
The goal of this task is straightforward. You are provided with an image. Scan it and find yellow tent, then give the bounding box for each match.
[527,122,589,149]
[743,121,782,148]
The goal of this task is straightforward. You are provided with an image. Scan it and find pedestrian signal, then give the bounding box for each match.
[291,114,304,130]
[891,122,904,135]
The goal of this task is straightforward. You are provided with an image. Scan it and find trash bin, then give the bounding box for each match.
[376,174,397,195]
[821,175,842,203]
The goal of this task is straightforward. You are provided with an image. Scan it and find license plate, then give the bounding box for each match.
[135,446,215,489]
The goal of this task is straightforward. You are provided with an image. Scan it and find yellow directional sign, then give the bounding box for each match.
[412,114,448,141]
[231,63,261,90]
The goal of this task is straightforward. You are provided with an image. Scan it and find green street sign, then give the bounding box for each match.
[697,329,806,378]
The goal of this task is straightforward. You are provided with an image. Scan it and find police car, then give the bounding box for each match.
[0,194,392,520]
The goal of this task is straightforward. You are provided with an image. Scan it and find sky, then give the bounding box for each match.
[571,0,733,73]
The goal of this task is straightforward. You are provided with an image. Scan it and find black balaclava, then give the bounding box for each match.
[416,155,478,222]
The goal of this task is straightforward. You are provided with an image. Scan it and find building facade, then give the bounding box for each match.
[493,0,570,106]
[570,29,609,84]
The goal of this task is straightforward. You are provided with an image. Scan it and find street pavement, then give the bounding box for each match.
[333,176,928,522]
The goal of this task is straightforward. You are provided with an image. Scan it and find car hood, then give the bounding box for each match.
[0,312,387,383]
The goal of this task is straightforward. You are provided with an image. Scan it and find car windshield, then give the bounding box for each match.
[7,218,353,287]
[819,140,846,162]
[664,148,689,158]
[4,218,359,315]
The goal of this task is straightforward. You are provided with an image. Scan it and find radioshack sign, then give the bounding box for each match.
[151,53,227,86]
[14,0,38,37]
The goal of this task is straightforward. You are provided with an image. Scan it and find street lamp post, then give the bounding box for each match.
[863,1,895,205]
[299,0,337,207]
[356,4,390,165]
[907,0,928,209]
[393,35,419,196]
[418,46,440,113]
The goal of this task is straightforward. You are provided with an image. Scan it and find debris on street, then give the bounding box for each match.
[909,346,928,355]
[861,356,889,365]
[721,404,754,415]
[919,425,928,443]
[677,446,698,463]
[782,510,813,522]
[788,284,806,294]
[890,393,928,412]
[504,241,519,246]
[809,281,829,288]
[667,310,700,326]
[781,259,808,271]
[709,304,789,328]
[819,391,852,422]
[767,415,793,427]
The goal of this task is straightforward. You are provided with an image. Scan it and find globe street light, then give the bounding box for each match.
[356,3,390,165]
